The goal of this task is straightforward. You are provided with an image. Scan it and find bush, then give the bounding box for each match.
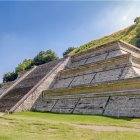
[135,38,140,48]
[134,17,140,24]
[63,47,76,57]
[3,72,18,83]
[15,59,33,73]
[33,50,59,65]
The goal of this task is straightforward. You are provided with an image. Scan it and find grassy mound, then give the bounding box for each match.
[70,23,140,55]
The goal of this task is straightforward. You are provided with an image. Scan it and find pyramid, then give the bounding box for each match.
[1,40,140,117]
[0,59,70,113]
[33,40,140,117]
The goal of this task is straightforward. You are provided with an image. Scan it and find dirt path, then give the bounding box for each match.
[70,124,140,132]
[0,112,5,116]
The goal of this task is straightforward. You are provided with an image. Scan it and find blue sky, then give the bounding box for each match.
[0,1,140,82]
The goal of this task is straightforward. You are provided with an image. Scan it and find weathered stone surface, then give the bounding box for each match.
[70,59,87,68]
[107,50,127,59]
[85,53,108,64]
[92,68,123,83]
[53,77,74,89]
[34,90,140,117]
[73,97,109,114]
[120,67,140,79]
[51,98,78,113]
[13,57,71,112]
[104,95,140,117]
[0,88,5,94]
[33,97,57,112]
[70,73,96,87]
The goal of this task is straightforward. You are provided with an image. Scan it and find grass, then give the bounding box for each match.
[70,23,140,55]
[0,112,140,140]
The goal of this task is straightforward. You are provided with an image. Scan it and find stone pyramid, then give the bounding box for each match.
[0,59,70,113]
[1,40,140,117]
[33,40,140,117]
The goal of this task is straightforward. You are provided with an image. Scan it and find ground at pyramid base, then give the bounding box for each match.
[1,40,140,117]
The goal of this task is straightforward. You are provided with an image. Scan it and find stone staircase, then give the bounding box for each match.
[0,59,62,112]
[33,40,140,117]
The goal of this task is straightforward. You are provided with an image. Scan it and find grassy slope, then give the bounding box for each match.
[1,112,140,140]
[70,24,138,55]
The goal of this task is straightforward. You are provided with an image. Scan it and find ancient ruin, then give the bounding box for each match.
[1,40,140,117]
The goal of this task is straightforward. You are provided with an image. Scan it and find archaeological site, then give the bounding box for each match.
[1,40,140,117]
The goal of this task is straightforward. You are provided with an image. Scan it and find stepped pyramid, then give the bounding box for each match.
[33,40,140,117]
[0,59,70,113]
[1,40,140,117]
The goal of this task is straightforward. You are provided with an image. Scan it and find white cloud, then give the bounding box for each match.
[99,2,140,30]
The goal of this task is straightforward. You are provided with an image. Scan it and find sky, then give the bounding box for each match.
[0,1,140,82]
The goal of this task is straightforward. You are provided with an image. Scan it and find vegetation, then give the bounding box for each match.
[3,72,18,83]
[33,50,58,65]
[2,17,140,83]
[63,47,76,57]
[2,49,59,83]
[70,17,140,55]
[0,112,140,140]
[15,59,33,73]
[134,17,140,24]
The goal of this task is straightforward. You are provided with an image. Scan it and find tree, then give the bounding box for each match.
[3,72,18,83]
[136,26,140,38]
[33,50,59,65]
[135,38,140,48]
[63,47,76,57]
[134,17,140,24]
[15,59,33,73]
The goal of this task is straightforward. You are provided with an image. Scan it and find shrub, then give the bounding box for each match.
[135,38,140,48]
[134,17,140,24]
[33,50,59,65]
[3,72,18,83]
[15,59,33,73]
[63,47,76,57]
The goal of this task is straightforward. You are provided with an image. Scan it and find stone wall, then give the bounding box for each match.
[31,41,140,117]
[33,90,140,117]
[11,57,71,112]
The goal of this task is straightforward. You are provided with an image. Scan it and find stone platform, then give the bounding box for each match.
[33,40,140,117]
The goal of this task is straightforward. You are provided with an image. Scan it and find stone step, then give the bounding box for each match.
[70,40,140,66]
[0,59,61,112]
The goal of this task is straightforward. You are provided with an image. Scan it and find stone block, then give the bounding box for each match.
[70,73,96,87]
[107,50,127,59]
[73,97,108,114]
[52,77,74,89]
[92,68,123,83]
[52,98,78,113]
[33,98,57,112]
[70,59,87,68]
[104,95,140,117]
[85,53,108,64]
[120,67,140,79]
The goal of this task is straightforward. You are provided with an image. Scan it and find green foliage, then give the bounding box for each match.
[134,17,140,24]
[70,19,140,55]
[33,50,59,65]
[1,112,140,140]
[135,38,140,48]
[15,59,33,73]
[3,72,18,83]
[63,47,76,57]
[135,24,140,48]
[3,49,59,83]
[136,25,140,37]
